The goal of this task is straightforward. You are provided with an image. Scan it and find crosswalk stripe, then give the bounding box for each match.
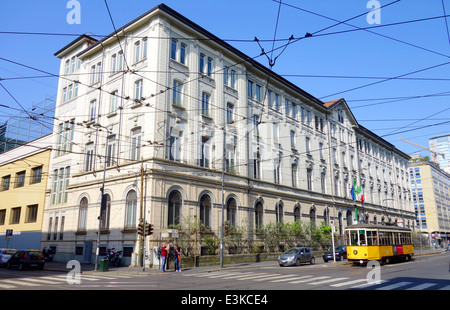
[221,273,268,280]
[236,274,273,281]
[288,275,329,284]
[208,272,254,278]
[252,274,294,282]
[21,277,60,285]
[39,276,70,282]
[351,280,387,288]
[0,283,16,289]
[308,277,349,285]
[375,281,412,290]
[270,275,313,283]
[330,279,367,287]
[406,283,437,290]
[2,279,40,286]
[193,271,241,278]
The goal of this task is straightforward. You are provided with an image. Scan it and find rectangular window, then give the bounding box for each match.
[227,103,234,124]
[84,143,94,172]
[202,92,210,116]
[230,70,236,88]
[10,207,21,224]
[171,39,177,60]
[31,166,43,184]
[256,84,261,102]
[134,80,143,102]
[290,130,296,149]
[248,81,253,99]
[2,175,10,191]
[292,164,298,187]
[110,90,118,113]
[16,171,25,188]
[106,136,116,167]
[200,137,210,168]
[130,128,142,161]
[134,41,141,63]
[0,209,5,225]
[89,100,97,122]
[172,80,182,106]
[199,54,205,73]
[26,204,38,223]
[180,43,186,64]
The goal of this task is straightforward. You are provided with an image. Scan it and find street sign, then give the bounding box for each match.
[5,229,13,240]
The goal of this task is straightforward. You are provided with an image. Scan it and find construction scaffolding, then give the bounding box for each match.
[0,94,55,153]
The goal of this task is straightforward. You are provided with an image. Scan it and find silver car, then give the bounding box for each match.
[0,248,17,267]
[278,247,315,267]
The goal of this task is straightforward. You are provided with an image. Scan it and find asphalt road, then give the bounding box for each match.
[0,251,448,291]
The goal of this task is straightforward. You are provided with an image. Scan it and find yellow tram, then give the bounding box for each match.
[345,224,414,265]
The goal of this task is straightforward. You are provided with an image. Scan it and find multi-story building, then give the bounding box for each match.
[429,134,450,174]
[0,134,52,249]
[42,4,415,265]
[410,159,450,247]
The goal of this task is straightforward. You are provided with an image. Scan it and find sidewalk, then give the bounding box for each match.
[45,248,447,275]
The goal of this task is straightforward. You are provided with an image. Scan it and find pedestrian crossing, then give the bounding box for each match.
[0,273,134,290]
[183,270,450,290]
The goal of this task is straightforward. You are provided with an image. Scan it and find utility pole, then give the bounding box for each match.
[138,158,144,267]
[220,126,225,268]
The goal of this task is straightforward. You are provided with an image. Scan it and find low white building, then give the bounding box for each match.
[41,4,415,265]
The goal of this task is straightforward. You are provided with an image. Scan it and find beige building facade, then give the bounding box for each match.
[41,4,415,265]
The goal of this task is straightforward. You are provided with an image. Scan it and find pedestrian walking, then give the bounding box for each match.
[174,246,181,272]
[160,243,170,272]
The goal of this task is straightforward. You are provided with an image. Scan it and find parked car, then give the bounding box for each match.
[278,247,315,267]
[323,245,347,262]
[0,248,17,267]
[6,250,45,270]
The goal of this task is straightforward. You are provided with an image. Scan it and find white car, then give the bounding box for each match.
[0,248,17,267]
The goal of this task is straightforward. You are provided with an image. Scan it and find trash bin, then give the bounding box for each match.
[99,259,109,272]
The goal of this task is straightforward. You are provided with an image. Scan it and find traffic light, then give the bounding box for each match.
[147,223,154,236]
[137,219,144,236]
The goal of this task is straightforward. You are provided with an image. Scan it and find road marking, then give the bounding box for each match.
[330,279,367,287]
[208,272,255,278]
[438,285,450,290]
[288,276,329,284]
[20,277,60,285]
[252,274,296,282]
[308,277,349,285]
[375,281,412,290]
[270,275,313,283]
[235,273,274,281]
[0,283,16,289]
[406,283,437,290]
[351,280,387,288]
[1,279,40,286]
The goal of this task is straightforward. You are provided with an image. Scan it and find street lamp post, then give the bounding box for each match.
[93,123,109,272]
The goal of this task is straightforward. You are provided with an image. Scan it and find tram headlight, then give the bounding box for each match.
[353,250,358,255]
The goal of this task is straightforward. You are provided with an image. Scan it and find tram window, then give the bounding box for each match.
[379,231,387,245]
[367,230,378,246]
[388,232,393,245]
[359,230,366,245]
[372,231,378,245]
[346,230,359,246]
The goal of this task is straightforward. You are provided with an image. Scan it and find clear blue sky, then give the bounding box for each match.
[1,0,449,157]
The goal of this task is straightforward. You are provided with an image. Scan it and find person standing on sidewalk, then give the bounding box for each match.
[174,246,181,272]
[160,243,170,272]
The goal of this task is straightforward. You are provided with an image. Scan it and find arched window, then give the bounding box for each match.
[255,201,264,229]
[199,194,211,229]
[276,202,283,223]
[310,207,316,226]
[226,197,237,227]
[125,190,137,229]
[78,197,88,231]
[100,194,111,230]
[346,210,352,226]
[168,190,182,226]
[324,208,330,225]
[294,204,301,222]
